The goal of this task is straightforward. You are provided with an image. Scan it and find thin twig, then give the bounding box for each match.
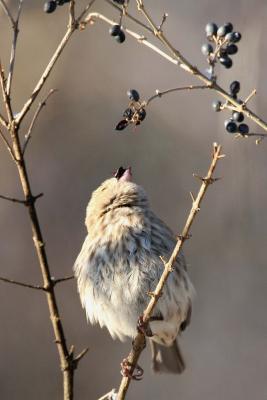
[52,275,74,285]
[98,389,117,400]
[0,276,45,290]
[6,0,24,96]
[0,60,13,122]
[0,193,25,204]
[0,0,15,26]
[116,143,224,400]
[146,85,210,106]
[0,128,16,160]
[23,88,57,154]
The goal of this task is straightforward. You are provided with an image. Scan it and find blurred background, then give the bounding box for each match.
[0,0,267,399]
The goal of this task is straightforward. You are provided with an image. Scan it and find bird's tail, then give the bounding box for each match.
[150,339,186,374]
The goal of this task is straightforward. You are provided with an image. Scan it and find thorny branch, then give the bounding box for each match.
[116,143,224,400]
[0,275,74,291]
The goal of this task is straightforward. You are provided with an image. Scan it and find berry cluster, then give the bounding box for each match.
[109,24,126,44]
[116,89,146,131]
[202,22,241,69]
[44,0,70,13]
[212,81,250,135]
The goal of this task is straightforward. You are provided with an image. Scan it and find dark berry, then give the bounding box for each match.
[205,22,218,37]
[115,30,125,43]
[238,123,249,135]
[112,0,126,4]
[217,25,227,37]
[201,43,213,56]
[219,56,233,68]
[116,119,128,131]
[232,111,244,122]
[224,119,237,133]
[232,32,242,43]
[212,100,222,112]
[225,32,236,42]
[230,80,240,95]
[137,108,146,121]
[127,89,140,102]
[56,0,65,5]
[226,44,238,55]
[223,22,233,34]
[44,1,57,13]
[109,24,121,36]
[123,108,134,119]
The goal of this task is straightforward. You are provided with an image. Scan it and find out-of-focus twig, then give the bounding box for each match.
[23,88,57,154]
[116,143,224,400]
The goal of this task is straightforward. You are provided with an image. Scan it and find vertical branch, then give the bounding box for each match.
[6,0,24,96]
[116,143,224,400]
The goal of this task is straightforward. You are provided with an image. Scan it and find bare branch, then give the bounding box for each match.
[0,193,25,204]
[69,0,75,27]
[0,276,45,291]
[98,389,117,400]
[116,143,224,400]
[23,89,57,154]
[73,347,89,364]
[77,0,98,23]
[6,0,24,96]
[146,85,210,106]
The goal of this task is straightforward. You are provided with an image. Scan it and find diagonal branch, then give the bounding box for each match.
[0,0,15,26]
[6,0,24,96]
[23,88,57,154]
[0,276,45,291]
[0,60,13,121]
[116,143,224,400]
[146,84,210,106]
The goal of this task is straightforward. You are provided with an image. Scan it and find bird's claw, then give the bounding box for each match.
[137,315,153,337]
[120,358,144,380]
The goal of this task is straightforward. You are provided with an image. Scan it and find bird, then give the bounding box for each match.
[74,166,195,375]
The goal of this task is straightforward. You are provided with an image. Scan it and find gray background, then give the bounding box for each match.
[0,1,267,399]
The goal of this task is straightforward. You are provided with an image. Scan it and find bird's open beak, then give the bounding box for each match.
[114,166,132,182]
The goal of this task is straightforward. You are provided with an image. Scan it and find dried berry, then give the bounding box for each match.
[230,80,240,95]
[116,119,128,131]
[44,1,57,13]
[205,22,218,37]
[219,56,233,68]
[115,30,125,43]
[232,111,244,122]
[127,89,140,102]
[212,100,222,112]
[224,119,237,133]
[226,44,238,55]
[137,108,146,121]
[109,24,121,36]
[238,123,249,135]
[201,43,213,56]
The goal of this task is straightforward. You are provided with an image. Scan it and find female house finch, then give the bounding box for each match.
[74,167,194,374]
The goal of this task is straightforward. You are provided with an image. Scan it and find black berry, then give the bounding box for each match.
[112,0,126,4]
[217,25,227,37]
[224,119,237,133]
[115,30,125,43]
[232,111,244,122]
[116,119,128,131]
[123,108,134,119]
[109,24,121,36]
[205,22,218,37]
[232,32,242,43]
[201,43,213,56]
[219,56,233,68]
[44,1,57,13]
[238,123,249,135]
[127,89,140,102]
[56,0,65,5]
[223,22,233,34]
[226,44,238,55]
[230,80,240,95]
[212,100,222,112]
[137,108,146,121]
